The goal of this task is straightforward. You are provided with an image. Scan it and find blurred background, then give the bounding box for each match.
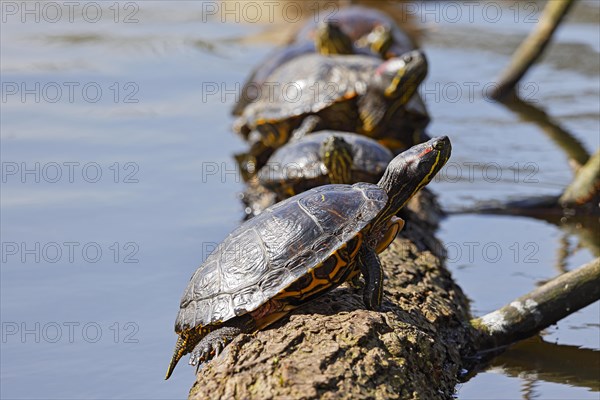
[1,1,598,399]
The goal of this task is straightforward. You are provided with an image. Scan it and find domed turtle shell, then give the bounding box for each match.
[231,41,316,116]
[240,53,381,133]
[175,182,387,333]
[258,131,394,195]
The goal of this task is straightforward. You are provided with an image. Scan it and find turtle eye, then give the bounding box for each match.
[404,55,413,64]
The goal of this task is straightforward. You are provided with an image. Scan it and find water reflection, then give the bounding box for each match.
[493,336,600,393]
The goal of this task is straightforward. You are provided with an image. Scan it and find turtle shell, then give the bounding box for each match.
[258,131,393,193]
[175,182,387,333]
[240,53,380,132]
[232,41,315,116]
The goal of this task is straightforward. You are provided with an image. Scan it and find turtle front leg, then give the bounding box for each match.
[358,247,384,311]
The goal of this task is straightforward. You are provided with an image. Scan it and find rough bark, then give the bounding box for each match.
[189,199,476,399]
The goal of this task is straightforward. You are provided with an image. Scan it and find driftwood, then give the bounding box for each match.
[490,0,576,100]
[473,257,600,350]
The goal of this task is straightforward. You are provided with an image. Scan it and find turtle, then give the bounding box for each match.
[231,9,409,117]
[234,50,430,177]
[258,131,394,200]
[293,5,417,60]
[165,136,451,379]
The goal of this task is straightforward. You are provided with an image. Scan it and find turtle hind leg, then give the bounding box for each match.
[290,115,320,142]
[189,315,255,369]
[189,326,242,368]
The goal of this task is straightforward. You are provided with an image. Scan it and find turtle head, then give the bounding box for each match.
[373,136,451,228]
[315,21,354,55]
[359,50,428,134]
[320,135,354,184]
[372,50,427,104]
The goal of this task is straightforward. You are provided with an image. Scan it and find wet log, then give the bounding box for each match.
[473,257,600,350]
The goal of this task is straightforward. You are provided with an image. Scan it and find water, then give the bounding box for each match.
[1,1,598,399]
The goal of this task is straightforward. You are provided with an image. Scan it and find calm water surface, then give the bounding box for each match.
[1,1,598,399]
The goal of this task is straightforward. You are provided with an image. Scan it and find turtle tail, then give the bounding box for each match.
[165,336,187,380]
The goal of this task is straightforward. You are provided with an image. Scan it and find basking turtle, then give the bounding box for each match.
[293,5,416,60]
[231,6,414,117]
[165,136,451,379]
[233,5,428,119]
[235,50,429,176]
[258,131,394,200]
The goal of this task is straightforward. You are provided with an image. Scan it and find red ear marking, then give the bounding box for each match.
[417,147,433,158]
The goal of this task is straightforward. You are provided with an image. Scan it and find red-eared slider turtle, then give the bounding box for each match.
[294,5,416,60]
[258,131,394,200]
[232,8,410,117]
[235,50,429,176]
[165,136,451,379]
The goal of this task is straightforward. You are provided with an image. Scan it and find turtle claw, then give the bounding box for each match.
[188,345,210,367]
[214,342,223,358]
[188,326,243,371]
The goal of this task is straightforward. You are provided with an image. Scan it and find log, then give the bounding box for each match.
[560,149,600,206]
[472,257,600,350]
[490,0,576,100]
